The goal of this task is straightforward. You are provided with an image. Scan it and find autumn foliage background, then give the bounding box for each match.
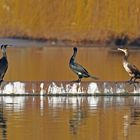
[0,0,140,43]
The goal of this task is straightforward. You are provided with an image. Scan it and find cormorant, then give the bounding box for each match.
[0,45,8,83]
[118,48,140,83]
[69,47,98,82]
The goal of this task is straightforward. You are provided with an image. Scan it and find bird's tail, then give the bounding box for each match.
[89,75,99,80]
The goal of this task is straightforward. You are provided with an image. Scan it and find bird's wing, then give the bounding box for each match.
[127,63,140,74]
[0,58,8,79]
[71,62,90,76]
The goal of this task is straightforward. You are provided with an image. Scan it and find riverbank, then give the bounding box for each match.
[0,0,140,47]
[1,36,140,48]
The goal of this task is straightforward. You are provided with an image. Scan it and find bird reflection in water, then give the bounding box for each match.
[0,103,7,140]
[69,108,87,135]
[130,106,140,125]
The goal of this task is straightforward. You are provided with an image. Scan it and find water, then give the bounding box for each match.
[0,40,140,140]
[0,96,139,140]
[0,42,139,94]
[2,42,140,81]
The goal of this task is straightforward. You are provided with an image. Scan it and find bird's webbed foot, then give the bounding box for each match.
[76,79,81,83]
[126,77,134,84]
[127,78,139,85]
[70,79,81,83]
[74,78,82,83]
[133,78,139,84]
[133,81,139,84]
[125,80,132,84]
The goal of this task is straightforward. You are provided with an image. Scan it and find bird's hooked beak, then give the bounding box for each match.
[118,48,126,52]
[117,48,128,56]
[118,48,123,51]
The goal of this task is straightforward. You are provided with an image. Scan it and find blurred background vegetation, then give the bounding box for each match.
[0,0,140,43]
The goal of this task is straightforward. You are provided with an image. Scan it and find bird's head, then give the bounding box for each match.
[1,45,8,50]
[1,45,11,56]
[117,48,128,55]
[73,47,77,52]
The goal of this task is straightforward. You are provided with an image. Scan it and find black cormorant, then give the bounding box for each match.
[69,47,98,82]
[118,48,140,83]
[0,45,8,83]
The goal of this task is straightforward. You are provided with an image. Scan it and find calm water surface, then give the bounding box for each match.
[0,41,140,140]
[0,96,139,140]
[3,44,140,81]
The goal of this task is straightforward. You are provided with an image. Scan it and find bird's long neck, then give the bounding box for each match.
[70,50,77,63]
[123,52,129,64]
[2,49,7,58]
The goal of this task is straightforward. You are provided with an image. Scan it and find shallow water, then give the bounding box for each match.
[0,96,139,140]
